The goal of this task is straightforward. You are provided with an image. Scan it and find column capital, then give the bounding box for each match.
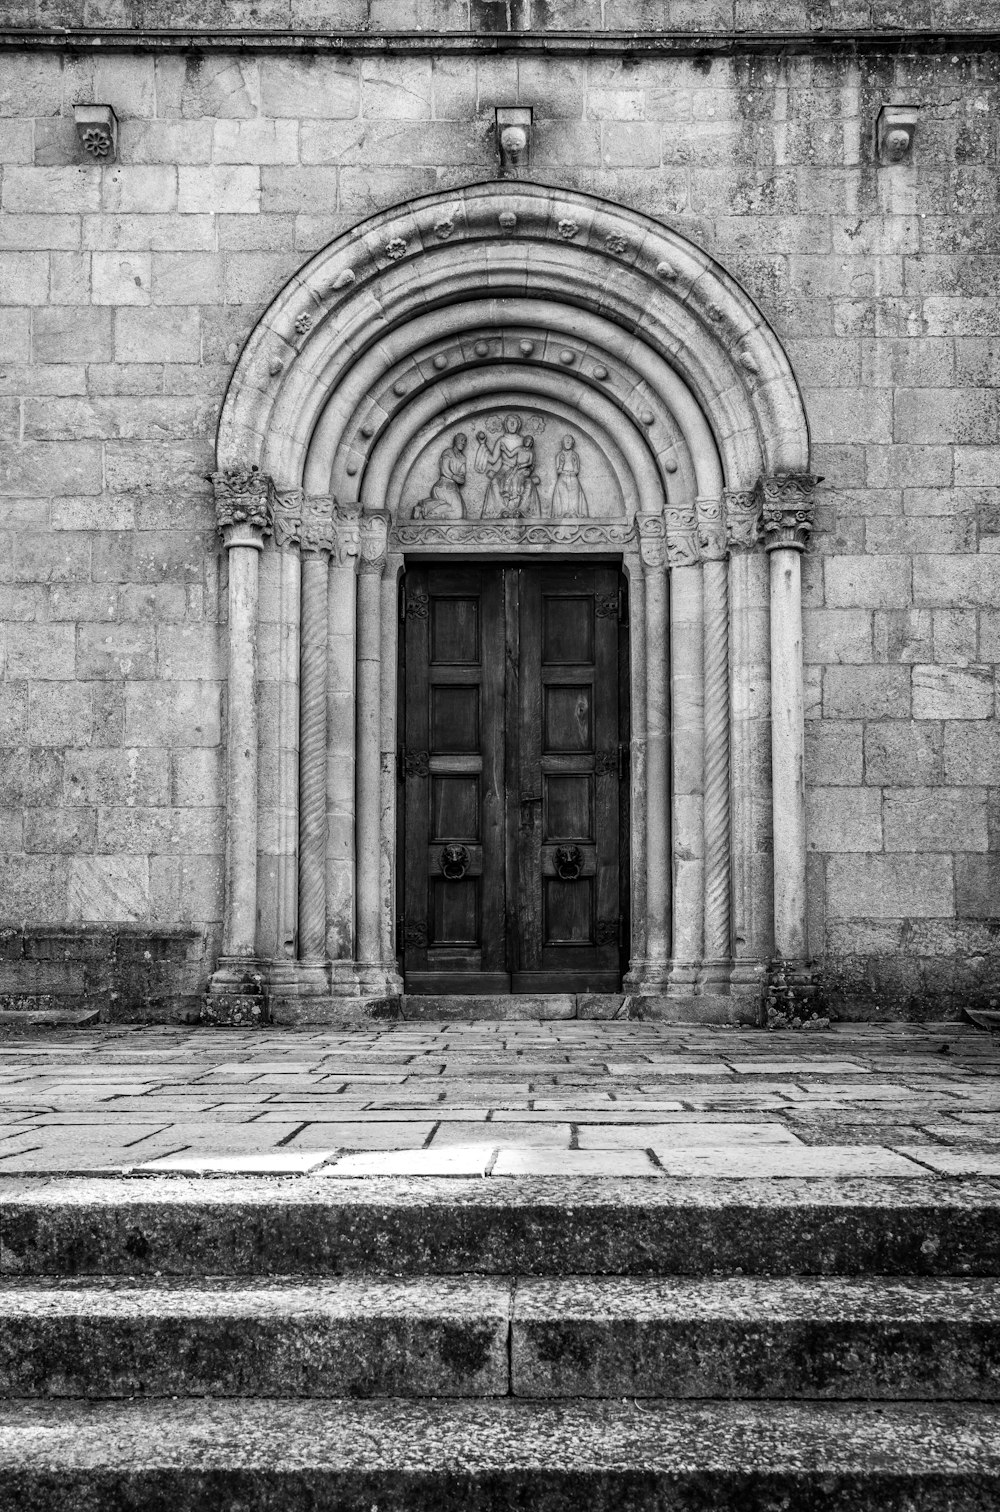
[358,510,390,575]
[760,472,822,553]
[300,494,337,556]
[331,503,362,568]
[664,505,699,568]
[211,465,274,550]
[724,487,762,552]
[636,512,667,570]
[697,495,727,562]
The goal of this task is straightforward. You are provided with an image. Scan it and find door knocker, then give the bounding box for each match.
[555,845,584,881]
[440,844,471,880]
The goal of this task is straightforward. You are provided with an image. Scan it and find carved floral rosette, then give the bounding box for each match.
[760,473,821,553]
[211,465,274,546]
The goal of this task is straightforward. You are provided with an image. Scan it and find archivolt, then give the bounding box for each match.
[216,180,809,493]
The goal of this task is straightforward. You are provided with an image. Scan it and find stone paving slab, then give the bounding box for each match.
[0,1022,996,1180]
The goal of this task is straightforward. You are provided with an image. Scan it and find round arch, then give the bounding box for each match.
[207,182,817,1024]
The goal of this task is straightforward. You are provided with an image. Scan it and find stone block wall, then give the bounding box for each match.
[0,2,998,1018]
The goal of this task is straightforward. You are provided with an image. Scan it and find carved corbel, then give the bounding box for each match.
[211,465,274,550]
[636,513,667,570]
[760,473,822,553]
[664,504,700,568]
[697,495,727,562]
[359,511,391,575]
[724,488,762,552]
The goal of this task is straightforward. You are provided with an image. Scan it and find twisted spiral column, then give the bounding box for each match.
[701,555,731,964]
[297,552,329,962]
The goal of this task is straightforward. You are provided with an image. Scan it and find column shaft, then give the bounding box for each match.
[355,563,383,968]
[644,563,671,970]
[701,555,731,964]
[297,552,329,961]
[769,546,807,959]
[223,543,260,958]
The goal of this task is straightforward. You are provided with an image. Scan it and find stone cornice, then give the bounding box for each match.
[1,26,997,54]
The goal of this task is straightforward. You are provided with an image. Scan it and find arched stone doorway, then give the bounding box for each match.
[207,182,815,1022]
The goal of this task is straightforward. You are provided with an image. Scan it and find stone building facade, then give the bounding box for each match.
[0,2,997,1023]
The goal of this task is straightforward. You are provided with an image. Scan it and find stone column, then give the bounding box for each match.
[762,473,819,968]
[296,495,336,994]
[205,465,273,1025]
[262,492,303,997]
[697,494,731,986]
[627,514,671,991]
[326,506,361,993]
[355,512,392,993]
[725,486,770,994]
[665,502,704,992]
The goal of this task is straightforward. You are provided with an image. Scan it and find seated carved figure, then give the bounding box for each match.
[413,433,468,519]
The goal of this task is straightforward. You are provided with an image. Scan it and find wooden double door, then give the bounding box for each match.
[399,562,628,994]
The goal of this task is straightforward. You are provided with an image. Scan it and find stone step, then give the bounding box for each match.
[267,992,758,1026]
[0,1397,997,1509]
[0,1275,997,1401]
[4,1175,1000,1277]
[0,1008,99,1028]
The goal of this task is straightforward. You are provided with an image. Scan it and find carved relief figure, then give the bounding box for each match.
[511,435,542,517]
[475,413,532,517]
[413,433,468,520]
[551,435,589,519]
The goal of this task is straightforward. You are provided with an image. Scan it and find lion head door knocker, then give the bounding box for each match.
[555,846,584,881]
[440,844,471,880]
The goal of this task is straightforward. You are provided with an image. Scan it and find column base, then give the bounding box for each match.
[203,956,270,1027]
[764,957,824,1026]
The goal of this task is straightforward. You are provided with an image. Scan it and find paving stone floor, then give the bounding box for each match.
[0,1020,998,1179]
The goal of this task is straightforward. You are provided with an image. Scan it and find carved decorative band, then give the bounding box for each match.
[211,465,274,546]
[760,472,822,553]
[392,519,636,550]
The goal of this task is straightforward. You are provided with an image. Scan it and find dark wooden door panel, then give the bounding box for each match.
[513,565,621,993]
[401,562,624,995]
[402,565,508,993]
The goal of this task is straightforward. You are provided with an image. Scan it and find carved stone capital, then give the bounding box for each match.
[664,505,699,569]
[358,511,390,574]
[697,495,726,562]
[272,489,303,549]
[636,513,667,570]
[760,473,822,553]
[724,488,762,552]
[211,465,273,550]
[299,494,337,556]
[331,503,361,568]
